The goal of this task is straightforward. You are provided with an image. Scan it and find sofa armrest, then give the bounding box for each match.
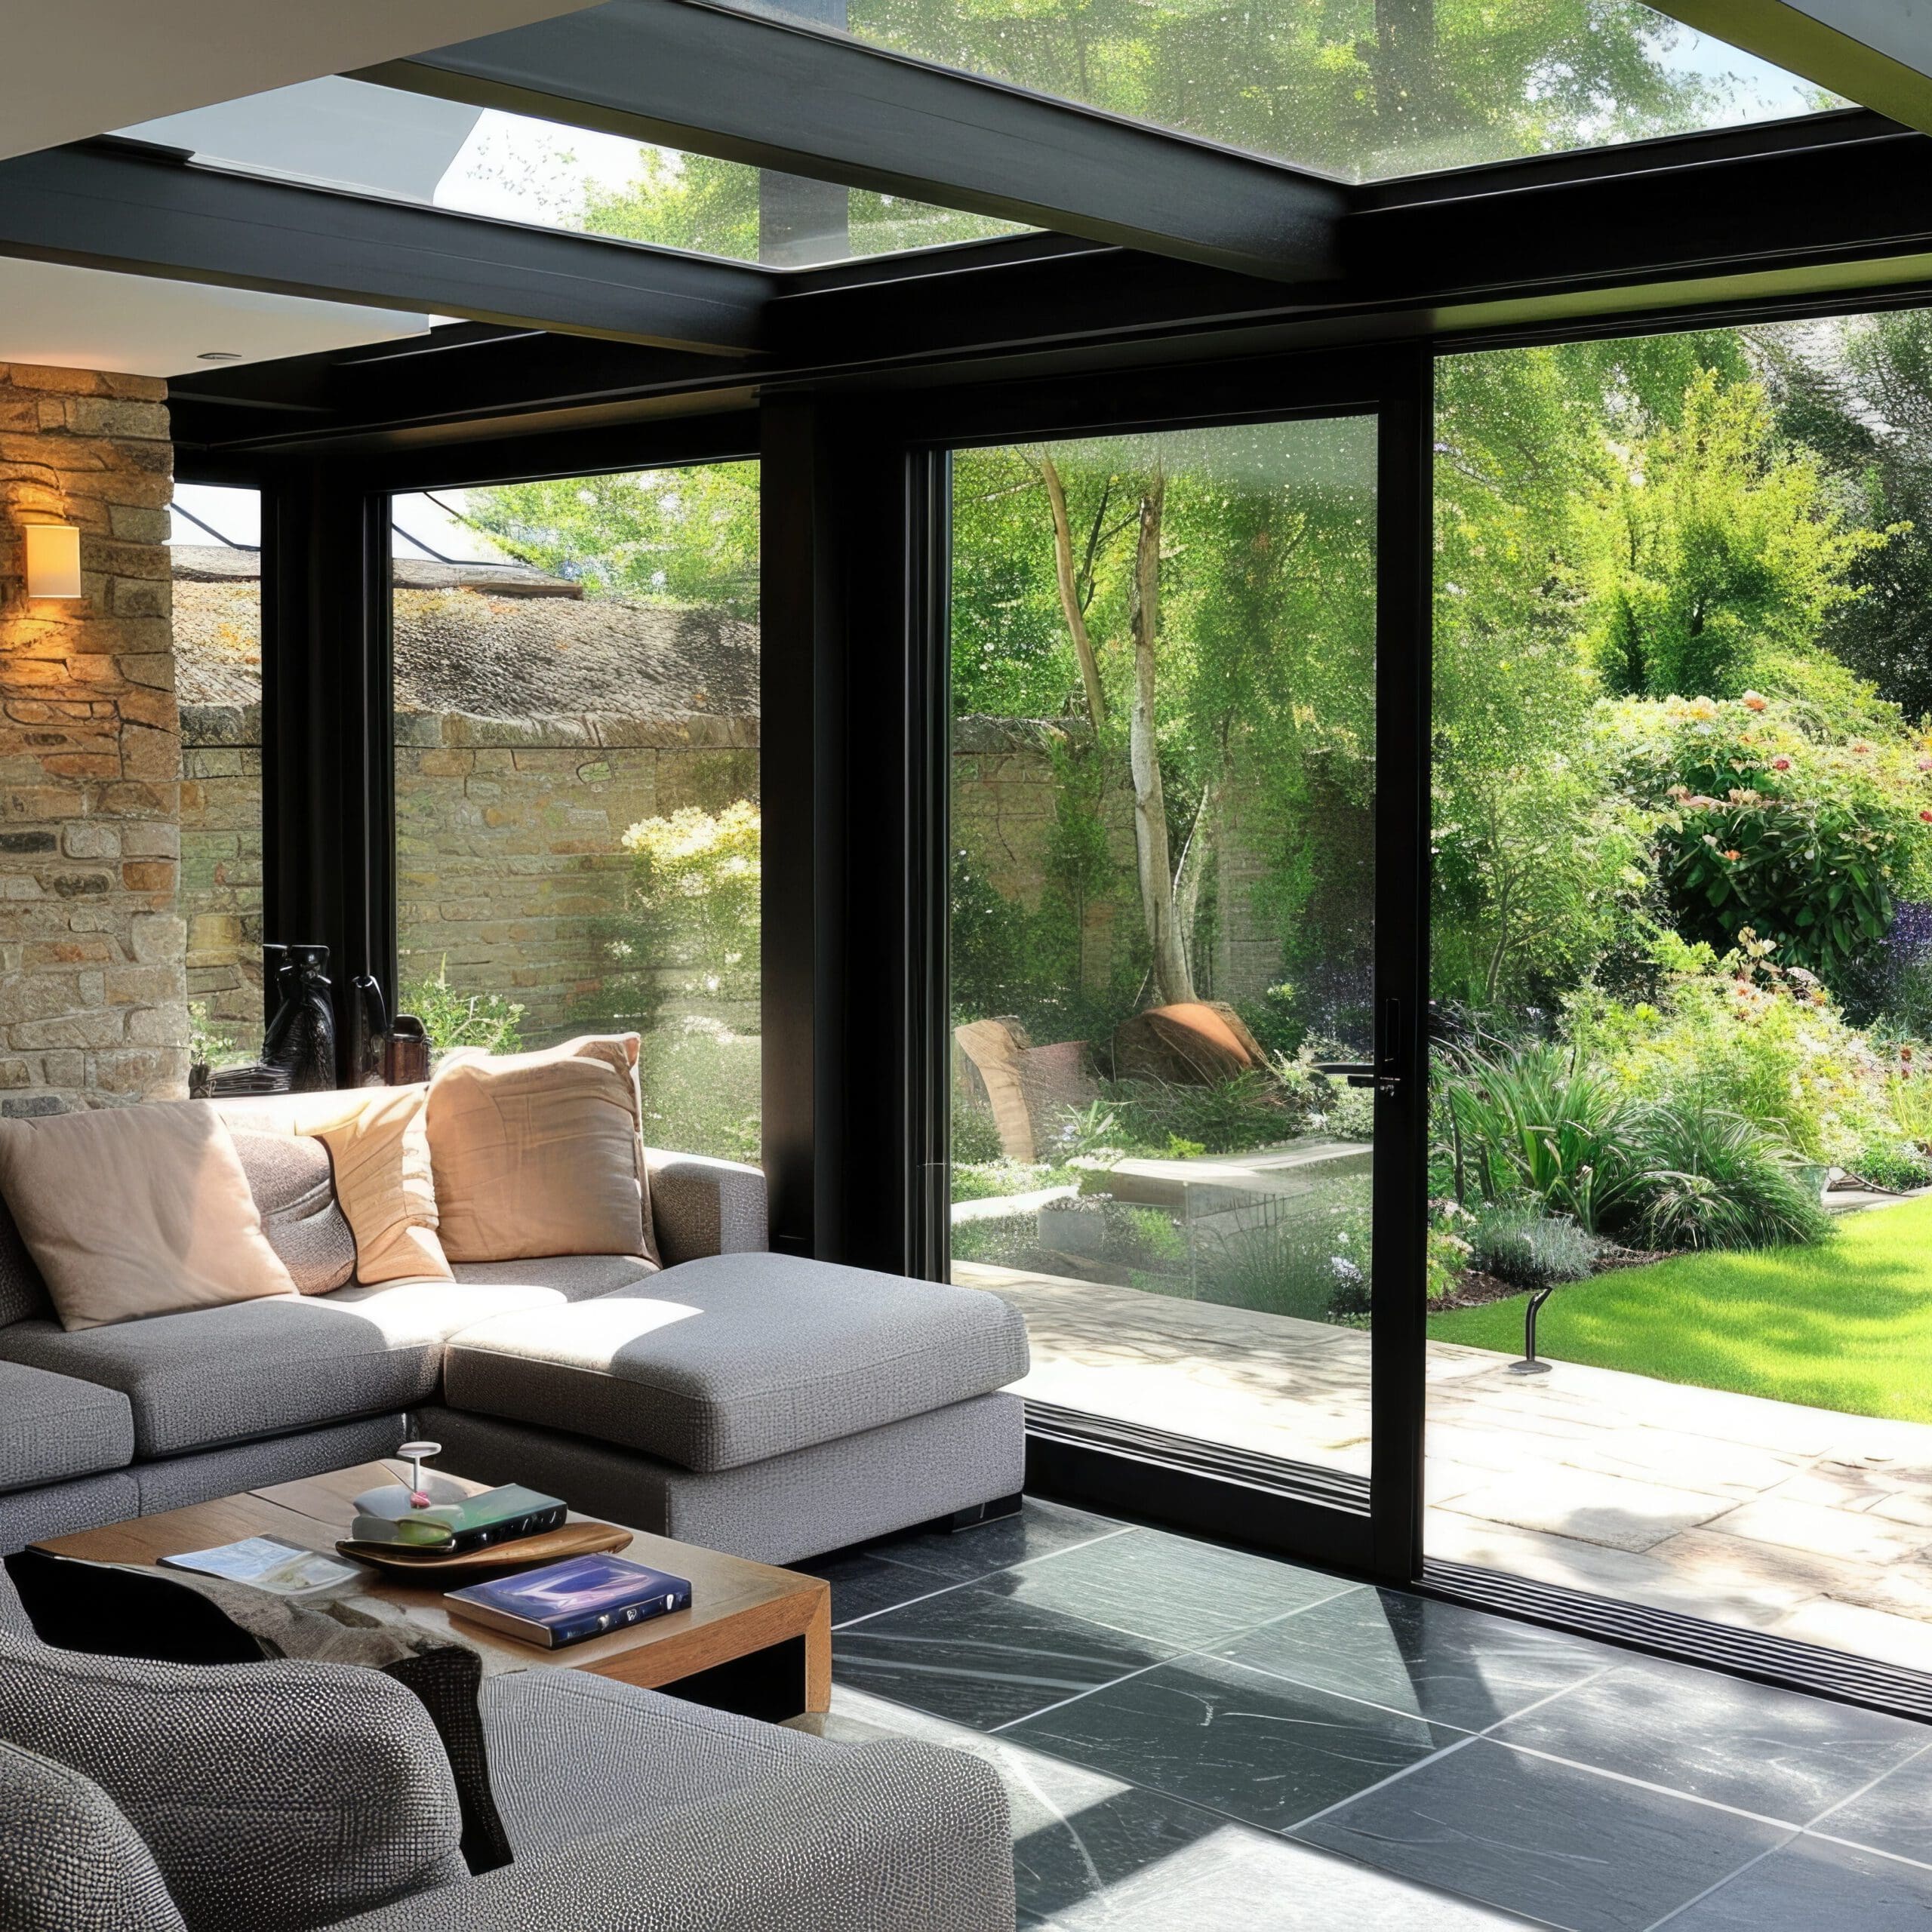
[645,1149,768,1265]
[330,1737,1015,1932]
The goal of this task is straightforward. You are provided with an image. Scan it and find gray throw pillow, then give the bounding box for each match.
[5,1550,512,1878]
[0,1737,186,1932]
[0,1629,466,1932]
[229,1128,358,1295]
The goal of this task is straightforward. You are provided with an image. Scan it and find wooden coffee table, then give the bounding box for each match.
[36,1460,832,1721]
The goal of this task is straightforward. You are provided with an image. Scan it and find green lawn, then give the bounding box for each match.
[1427,1196,1932,1423]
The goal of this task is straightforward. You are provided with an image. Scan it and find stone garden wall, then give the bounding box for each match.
[179,702,1124,1053]
[0,364,188,1115]
[392,712,760,1044]
[178,696,764,1053]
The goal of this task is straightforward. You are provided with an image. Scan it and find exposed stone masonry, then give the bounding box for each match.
[0,365,186,1114]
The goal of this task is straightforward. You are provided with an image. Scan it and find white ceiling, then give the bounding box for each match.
[0,256,429,378]
[0,0,598,163]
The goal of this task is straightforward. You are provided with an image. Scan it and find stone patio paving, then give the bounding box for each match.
[958,1256,1932,1672]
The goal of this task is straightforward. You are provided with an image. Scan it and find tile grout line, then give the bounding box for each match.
[1635,1832,1801,1932]
[1799,1732,1932,1834]
[1804,1824,1932,1878]
[826,1520,1138,1628]
[975,1581,1387,1738]
[1208,1644,1622,1747]
[1478,1737,1854,1835]
[1281,1731,1487,1840]
[983,1652,1180,1737]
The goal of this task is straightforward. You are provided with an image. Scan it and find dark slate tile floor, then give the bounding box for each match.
[800,1500,1932,1930]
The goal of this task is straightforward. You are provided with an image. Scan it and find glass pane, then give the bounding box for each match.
[171,485,266,1077]
[764,0,1838,183]
[1429,313,1932,1672]
[948,418,1378,1481]
[392,466,761,1160]
[118,76,1029,267]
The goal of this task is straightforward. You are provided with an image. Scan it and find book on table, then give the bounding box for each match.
[158,1536,363,1598]
[445,1553,694,1648]
[349,1483,569,1553]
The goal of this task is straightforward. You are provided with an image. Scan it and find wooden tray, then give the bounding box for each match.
[337,1519,632,1580]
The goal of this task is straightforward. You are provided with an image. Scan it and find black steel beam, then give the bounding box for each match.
[166,115,1932,462]
[357,0,1344,283]
[0,138,771,353]
[1348,117,1932,309]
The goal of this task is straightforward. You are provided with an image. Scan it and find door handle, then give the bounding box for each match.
[1309,1061,1380,1089]
[1309,998,1404,1093]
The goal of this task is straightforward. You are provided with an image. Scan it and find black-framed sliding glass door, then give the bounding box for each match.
[934,365,1431,1580]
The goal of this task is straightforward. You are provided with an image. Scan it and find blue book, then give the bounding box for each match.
[444,1553,693,1649]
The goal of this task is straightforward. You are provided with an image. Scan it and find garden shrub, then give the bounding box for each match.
[1469,1199,1601,1289]
[1568,929,1892,1164]
[621,801,761,1014]
[1190,1175,1374,1324]
[1324,1084,1377,1142]
[1632,1103,1832,1251]
[1890,1054,1932,1148]
[1045,1099,1131,1162]
[952,1086,1004,1165]
[1101,1069,1300,1156]
[1850,1141,1932,1191]
[187,1000,246,1071]
[950,1158,1077,1204]
[635,1026,760,1163]
[402,960,526,1056]
[949,1213,1035,1266]
[1437,1041,1644,1234]
[1427,1200,1475,1303]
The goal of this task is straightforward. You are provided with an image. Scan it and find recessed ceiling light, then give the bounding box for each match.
[196,350,243,362]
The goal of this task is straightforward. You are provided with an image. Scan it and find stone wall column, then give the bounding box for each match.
[0,363,186,1114]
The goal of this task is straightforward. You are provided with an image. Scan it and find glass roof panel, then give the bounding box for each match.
[117,77,1029,269]
[753,0,1842,183]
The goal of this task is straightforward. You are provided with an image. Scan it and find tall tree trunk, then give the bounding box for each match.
[1040,455,1108,730]
[1172,779,1219,989]
[1129,472,1195,1005]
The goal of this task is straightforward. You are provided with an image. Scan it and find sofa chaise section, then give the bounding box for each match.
[421,1251,1030,1564]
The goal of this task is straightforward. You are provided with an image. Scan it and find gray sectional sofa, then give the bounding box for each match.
[0,1638,1018,1932]
[0,1097,1031,1566]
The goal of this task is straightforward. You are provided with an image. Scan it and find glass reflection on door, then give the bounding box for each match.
[946,416,1379,1481]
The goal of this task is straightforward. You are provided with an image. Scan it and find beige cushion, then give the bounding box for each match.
[218,1088,451,1286]
[0,1105,299,1332]
[307,1088,452,1285]
[426,1035,658,1265]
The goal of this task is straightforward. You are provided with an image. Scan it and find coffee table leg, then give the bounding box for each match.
[804,1585,832,1715]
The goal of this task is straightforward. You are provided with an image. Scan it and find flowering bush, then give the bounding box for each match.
[1567,929,1893,1164]
[1601,691,1932,984]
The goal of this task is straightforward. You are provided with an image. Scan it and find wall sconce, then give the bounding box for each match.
[23,524,82,599]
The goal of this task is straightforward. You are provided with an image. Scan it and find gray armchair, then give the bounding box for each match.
[0,1632,1017,1932]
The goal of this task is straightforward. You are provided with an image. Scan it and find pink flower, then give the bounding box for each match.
[1742,691,1768,712]
[1770,756,1792,772]
[1919,810,1932,823]
[1851,740,1874,756]
[1722,848,1743,861]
